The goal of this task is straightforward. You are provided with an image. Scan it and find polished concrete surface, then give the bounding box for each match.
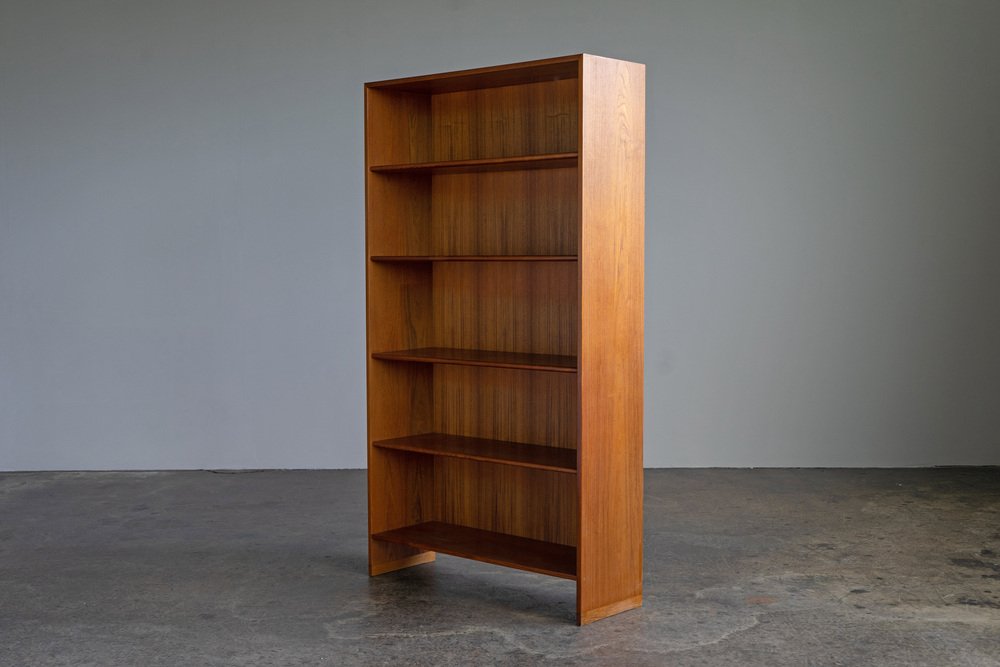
[1,469,998,666]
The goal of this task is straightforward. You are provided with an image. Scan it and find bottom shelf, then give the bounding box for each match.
[372,521,577,580]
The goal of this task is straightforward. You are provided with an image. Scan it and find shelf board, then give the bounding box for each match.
[371,255,577,263]
[374,433,577,473]
[365,54,580,94]
[369,152,577,175]
[371,347,577,373]
[372,521,577,580]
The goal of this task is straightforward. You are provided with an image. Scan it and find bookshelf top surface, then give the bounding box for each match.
[365,54,582,94]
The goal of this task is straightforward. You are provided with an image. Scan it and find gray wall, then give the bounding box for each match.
[2,0,998,470]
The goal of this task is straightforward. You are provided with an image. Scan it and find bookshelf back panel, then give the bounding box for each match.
[433,458,578,546]
[432,261,577,356]
[433,365,577,449]
[430,79,578,161]
[367,168,577,257]
[431,168,577,256]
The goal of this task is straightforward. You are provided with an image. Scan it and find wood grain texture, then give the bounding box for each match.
[431,363,579,549]
[371,255,577,262]
[431,169,578,256]
[372,347,576,373]
[366,444,435,574]
[579,594,644,625]
[432,261,577,357]
[369,551,436,576]
[433,458,578,546]
[366,263,432,354]
[366,55,644,624]
[366,88,436,572]
[367,54,579,95]
[365,88,430,166]
[372,521,576,579]
[365,288,435,571]
[366,174,430,256]
[430,79,577,161]
[433,366,577,449]
[365,89,431,256]
[370,153,576,174]
[428,77,578,256]
[373,433,577,473]
[576,54,645,624]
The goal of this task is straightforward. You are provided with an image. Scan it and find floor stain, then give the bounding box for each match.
[957,598,1000,609]
[950,558,1000,572]
[744,596,777,605]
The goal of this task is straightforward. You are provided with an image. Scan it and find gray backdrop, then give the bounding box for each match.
[2,0,998,470]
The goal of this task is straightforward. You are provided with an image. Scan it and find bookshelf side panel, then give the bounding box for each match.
[366,88,435,573]
[577,55,645,624]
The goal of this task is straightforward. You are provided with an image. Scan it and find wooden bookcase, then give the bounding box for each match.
[364,54,644,625]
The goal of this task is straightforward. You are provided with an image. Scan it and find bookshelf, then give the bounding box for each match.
[365,54,644,624]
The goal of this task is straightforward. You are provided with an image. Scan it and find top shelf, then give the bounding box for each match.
[371,255,576,263]
[369,153,577,175]
[365,54,580,94]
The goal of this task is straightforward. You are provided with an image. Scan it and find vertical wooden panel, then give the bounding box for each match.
[368,445,435,574]
[430,79,577,161]
[433,458,577,545]
[428,78,578,256]
[366,88,436,574]
[433,366,577,448]
[367,263,432,352]
[577,55,645,624]
[431,169,578,255]
[367,174,430,256]
[366,86,432,257]
[432,262,577,356]
[431,362,578,548]
[366,88,430,165]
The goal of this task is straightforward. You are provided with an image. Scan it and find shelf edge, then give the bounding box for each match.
[371,349,578,373]
[370,255,578,263]
[374,434,577,474]
[370,152,578,174]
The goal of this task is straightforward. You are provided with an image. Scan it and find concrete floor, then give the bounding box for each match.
[0,469,998,666]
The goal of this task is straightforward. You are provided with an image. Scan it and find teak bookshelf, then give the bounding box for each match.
[365,54,644,625]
